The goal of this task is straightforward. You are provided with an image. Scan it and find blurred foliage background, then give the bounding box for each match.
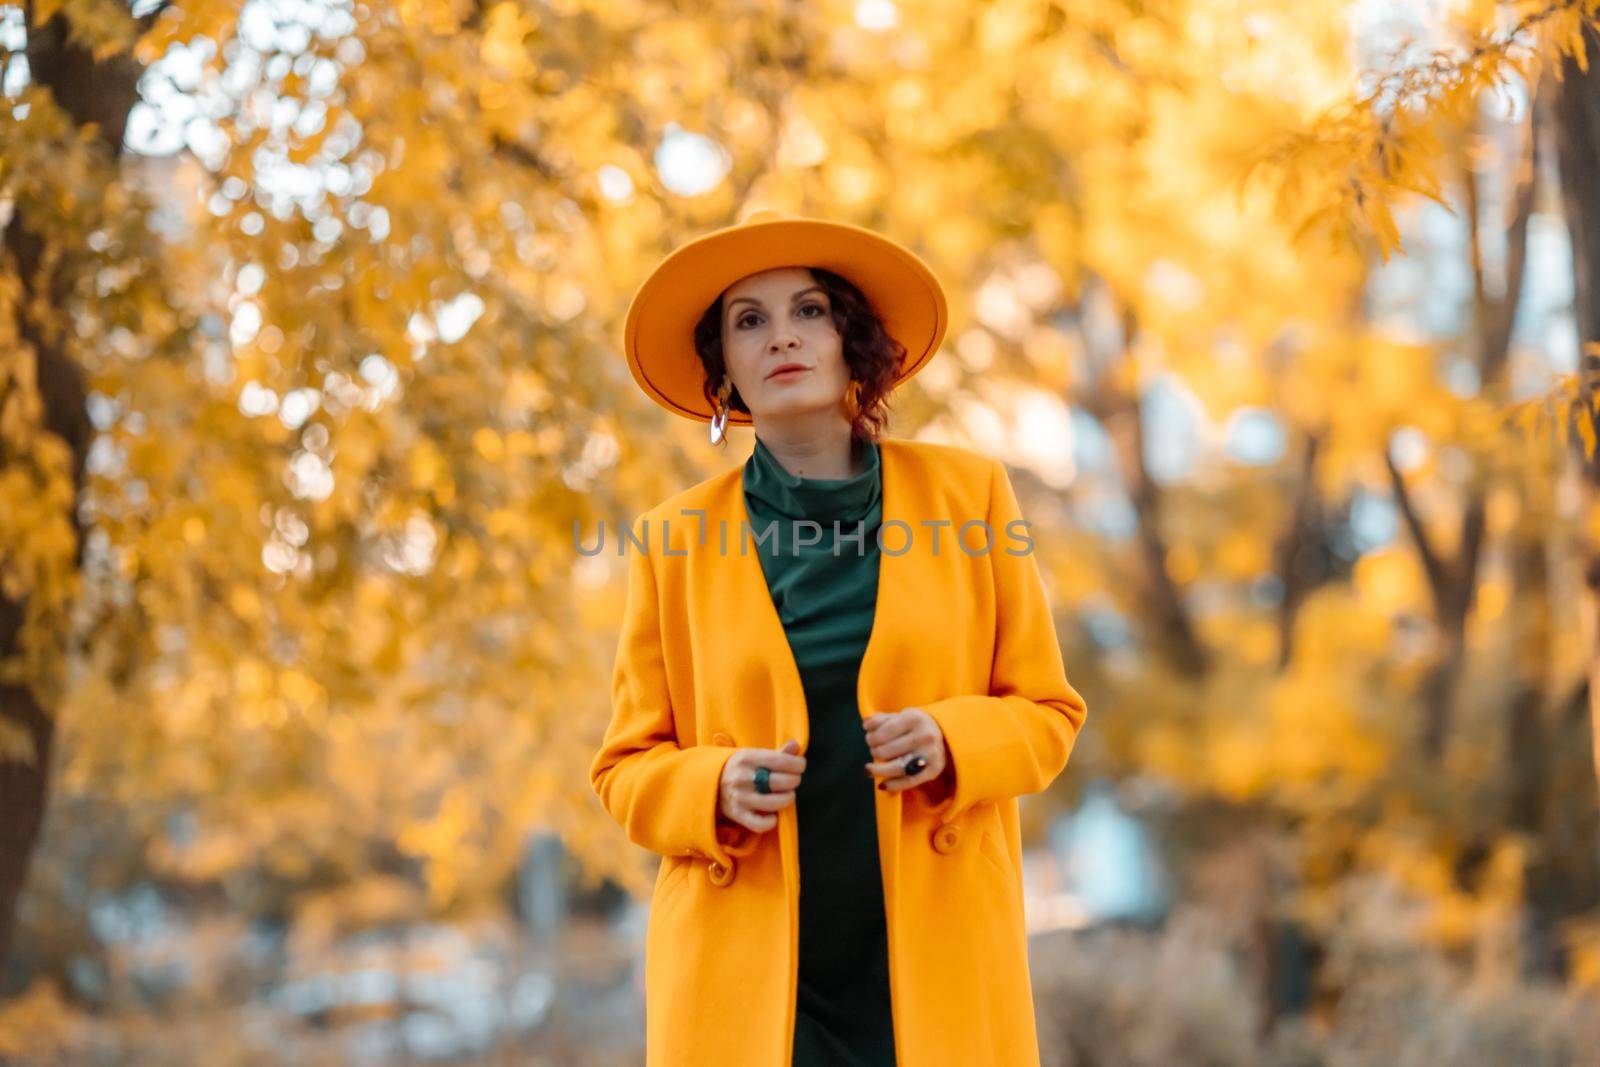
[4,0,1600,1063]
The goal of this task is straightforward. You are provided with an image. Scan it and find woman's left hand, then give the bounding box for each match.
[862,707,950,792]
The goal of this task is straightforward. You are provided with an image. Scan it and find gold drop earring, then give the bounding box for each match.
[710,375,733,444]
[843,378,862,419]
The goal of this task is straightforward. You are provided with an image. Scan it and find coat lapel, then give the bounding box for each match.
[720,471,808,746]
[856,437,918,724]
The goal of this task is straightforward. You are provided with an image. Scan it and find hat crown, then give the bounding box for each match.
[738,208,798,226]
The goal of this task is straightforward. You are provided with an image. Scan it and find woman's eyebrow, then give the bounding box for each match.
[727,286,826,312]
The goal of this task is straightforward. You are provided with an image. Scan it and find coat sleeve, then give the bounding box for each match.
[589,535,743,868]
[916,458,1089,826]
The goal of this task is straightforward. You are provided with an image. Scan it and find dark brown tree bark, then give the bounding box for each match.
[1553,17,1600,796]
[1273,431,1341,670]
[0,8,145,977]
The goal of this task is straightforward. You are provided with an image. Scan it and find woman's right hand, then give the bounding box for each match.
[716,738,805,834]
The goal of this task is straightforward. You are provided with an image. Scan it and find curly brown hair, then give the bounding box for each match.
[692,266,906,446]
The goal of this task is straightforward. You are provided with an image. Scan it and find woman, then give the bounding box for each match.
[590,209,1089,1067]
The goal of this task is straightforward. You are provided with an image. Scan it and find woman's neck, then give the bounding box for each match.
[751,419,861,480]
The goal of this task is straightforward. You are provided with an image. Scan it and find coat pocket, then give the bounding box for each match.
[651,856,694,925]
[978,822,1018,895]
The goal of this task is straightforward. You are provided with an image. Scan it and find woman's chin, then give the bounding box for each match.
[748,393,842,421]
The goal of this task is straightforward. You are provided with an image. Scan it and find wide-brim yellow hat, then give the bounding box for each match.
[622,209,949,426]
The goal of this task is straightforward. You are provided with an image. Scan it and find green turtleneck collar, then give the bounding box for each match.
[742,434,881,525]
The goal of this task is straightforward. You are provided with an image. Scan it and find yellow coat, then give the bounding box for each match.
[589,437,1089,1066]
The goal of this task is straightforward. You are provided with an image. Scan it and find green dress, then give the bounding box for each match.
[743,433,898,1067]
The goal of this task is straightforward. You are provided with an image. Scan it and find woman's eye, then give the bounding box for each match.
[736,303,823,329]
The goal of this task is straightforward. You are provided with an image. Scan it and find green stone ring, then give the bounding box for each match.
[754,766,772,795]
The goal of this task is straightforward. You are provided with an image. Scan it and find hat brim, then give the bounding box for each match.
[623,216,949,425]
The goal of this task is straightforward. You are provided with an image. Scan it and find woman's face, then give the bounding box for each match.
[718,266,851,423]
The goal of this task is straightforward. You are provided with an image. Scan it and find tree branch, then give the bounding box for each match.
[1384,445,1452,619]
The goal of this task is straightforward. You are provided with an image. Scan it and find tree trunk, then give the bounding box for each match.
[0,225,90,985]
[1553,21,1600,797]
[0,10,144,975]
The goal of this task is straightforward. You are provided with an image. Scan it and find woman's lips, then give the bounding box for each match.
[768,366,810,380]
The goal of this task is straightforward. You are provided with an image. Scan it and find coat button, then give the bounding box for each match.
[707,858,736,887]
[930,824,961,854]
[712,732,736,747]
